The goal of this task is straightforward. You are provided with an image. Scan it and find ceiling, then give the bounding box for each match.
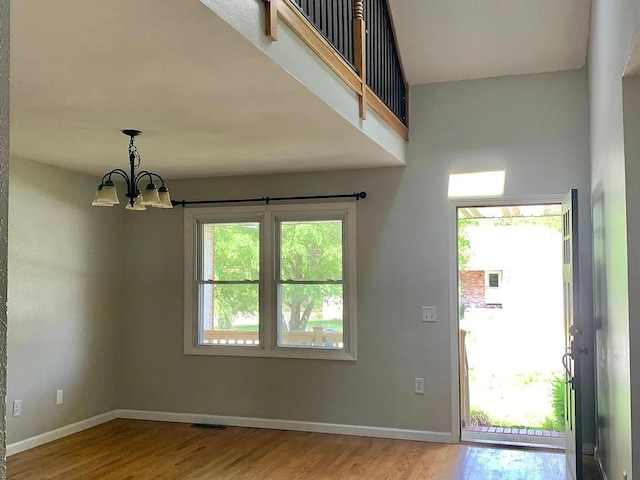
[389,0,592,85]
[10,0,400,178]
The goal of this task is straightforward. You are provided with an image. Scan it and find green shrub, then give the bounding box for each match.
[540,416,558,431]
[470,408,493,427]
[550,375,566,431]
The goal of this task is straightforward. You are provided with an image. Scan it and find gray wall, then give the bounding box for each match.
[120,70,594,440]
[624,76,640,479]
[589,0,640,477]
[6,159,123,444]
[0,0,8,472]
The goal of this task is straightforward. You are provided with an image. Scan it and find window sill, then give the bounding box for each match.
[184,345,357,361]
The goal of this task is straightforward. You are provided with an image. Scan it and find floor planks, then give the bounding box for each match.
[8,419,601,479]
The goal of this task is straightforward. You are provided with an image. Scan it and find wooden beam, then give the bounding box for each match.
[469,208,482,218]
[278,0,361,94]
[459,208,474,219]
[264,0,278,41]
[354,0,366,119]
[366,86,409,140]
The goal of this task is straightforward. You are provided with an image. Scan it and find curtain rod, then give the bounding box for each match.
[171,191,367,207]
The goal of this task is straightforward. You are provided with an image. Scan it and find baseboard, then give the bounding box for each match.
[7,410,119,457]
[7,408,454,457]
[594,446,609,480]
[116,409,455,444]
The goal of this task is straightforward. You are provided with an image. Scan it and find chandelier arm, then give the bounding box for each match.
[150,173,166,187]
[107,169,136,206]
[134,171,165,188]
[107,169,130,181]
[134,170,152,190]
[108,169,132,192]
[102,169,130,185]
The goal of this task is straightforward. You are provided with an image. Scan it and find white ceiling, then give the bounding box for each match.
[389,0,591,85]
[10,0,400,178]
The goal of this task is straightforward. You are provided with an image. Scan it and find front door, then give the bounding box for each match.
[562,189,584,480]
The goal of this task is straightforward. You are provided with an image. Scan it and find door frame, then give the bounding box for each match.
[448,194,566,442]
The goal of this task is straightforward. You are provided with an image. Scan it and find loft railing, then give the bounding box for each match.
[263,0,408,139]
[365,0,406,124]
[291,0,355,68]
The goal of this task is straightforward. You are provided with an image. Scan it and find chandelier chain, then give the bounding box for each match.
[129,136,141,169]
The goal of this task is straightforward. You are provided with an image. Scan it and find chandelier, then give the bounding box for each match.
[92,130,173,210]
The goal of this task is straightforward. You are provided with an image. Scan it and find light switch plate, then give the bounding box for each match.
[12,400,22,417]
[422,306,436,323]
[56,389,64,405]
[414,378,425,394]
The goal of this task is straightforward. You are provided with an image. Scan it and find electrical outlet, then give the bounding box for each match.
[56,389,63,405]
[12,400,22,417]
[414,378,425,394]
[422,307,436,323]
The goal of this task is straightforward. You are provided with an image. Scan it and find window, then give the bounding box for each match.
[199,222,261,346]
[486,271,502,288]
[184,203,356,360]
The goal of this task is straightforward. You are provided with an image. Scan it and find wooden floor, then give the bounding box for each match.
[8,419,602,480]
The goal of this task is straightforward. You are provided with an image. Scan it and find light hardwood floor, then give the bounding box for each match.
[8,419,601,479]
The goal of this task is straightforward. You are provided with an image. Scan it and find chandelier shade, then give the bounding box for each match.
[92,188,114,207]
[96,180,120,205]
[141,183,163,207]
[92,130,172,211]
[158,187,173,209]
[125,194,146,211]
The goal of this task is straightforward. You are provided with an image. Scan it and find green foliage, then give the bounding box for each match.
[470,408,493,427]
[209,220,343,332]
[491,215,562,233]
[459,301,468,320]
[210,224,260,329]
[458,214,561,274]
[469,374,566,431]
[280,221,342,331]
[457,218,479,273]
[551,375,566,431]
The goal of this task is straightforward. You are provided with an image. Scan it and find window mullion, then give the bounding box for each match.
[196,280,260,285]
[262,211,274,351]
[276,280,344,285]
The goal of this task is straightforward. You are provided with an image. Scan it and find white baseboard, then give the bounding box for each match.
[7,410,119,457]
[594,447,609,480]
[7,408,454,457]
[116,409,454,444]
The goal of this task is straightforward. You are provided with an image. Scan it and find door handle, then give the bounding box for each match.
[562,352,572,377]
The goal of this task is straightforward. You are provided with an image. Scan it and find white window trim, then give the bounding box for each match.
[184,202,357,361]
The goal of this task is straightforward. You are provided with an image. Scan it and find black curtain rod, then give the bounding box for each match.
[171,191,367,207]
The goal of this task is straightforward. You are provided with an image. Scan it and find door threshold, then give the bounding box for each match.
[462,428,564,450]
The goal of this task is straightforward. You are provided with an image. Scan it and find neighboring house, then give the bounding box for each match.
[460,270,504,307]
[460,224,562,312]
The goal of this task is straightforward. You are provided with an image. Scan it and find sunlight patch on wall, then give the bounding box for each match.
[448,171,506,198]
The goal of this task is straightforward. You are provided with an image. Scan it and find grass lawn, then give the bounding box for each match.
[462,309,565,431]
[231,319,343,332]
